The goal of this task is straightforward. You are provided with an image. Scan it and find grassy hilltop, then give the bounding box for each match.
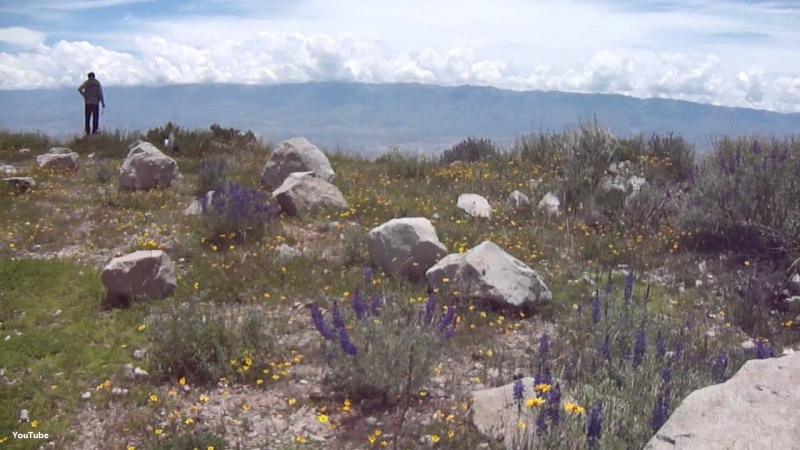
[0,122,799,449]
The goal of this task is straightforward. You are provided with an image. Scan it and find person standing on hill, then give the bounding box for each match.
[77,72,105,135]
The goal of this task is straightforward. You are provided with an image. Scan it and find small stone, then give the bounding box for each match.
[365,417,378,426]
[695,280,703,288]
[132,349,146,360]
[299,379,309,385]
[123,363,135,379]
[182,384,191,393]
[133,366,148,377]
[19,409,29,422]
[741,340,756,350]
[309,390,326,401]
[432,213,440,220]
[82,391,92,400]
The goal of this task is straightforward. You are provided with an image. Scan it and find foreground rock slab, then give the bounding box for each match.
[470,377,537,449]
[101,250,177,306]
[426,241,552,309]
[367,217,448,280]
[645,352,800,449]
[260,137,335,190]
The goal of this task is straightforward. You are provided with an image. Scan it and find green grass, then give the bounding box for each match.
[0,258,148,449]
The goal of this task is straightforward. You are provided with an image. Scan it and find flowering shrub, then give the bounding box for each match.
[309,277,456,405]
[201,180,279,246]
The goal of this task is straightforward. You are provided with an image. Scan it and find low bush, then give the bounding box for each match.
[440,136,499,165]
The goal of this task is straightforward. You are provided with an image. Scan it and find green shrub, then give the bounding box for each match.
[557,118,619,208]
[643,133,695,186]
[147,303,279,385]
[440,136,499,165]
[341,225,368,267]
[308,289,455,406]
[678,135,800,261]
[512,132,560,167]
[91,157,116,184]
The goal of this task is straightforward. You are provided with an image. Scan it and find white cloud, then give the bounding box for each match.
[0,0,799,113]
[0,27,47,48]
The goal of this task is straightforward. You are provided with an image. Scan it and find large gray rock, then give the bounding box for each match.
[119,140,180,190]
[645,352,800,450]
[36,152,78,172]
[367,217,448,280]
[260,137,335,190]
[457,193,492,219]
[272,171,348,216]
[101,250,177,305]
[426,241,552,309]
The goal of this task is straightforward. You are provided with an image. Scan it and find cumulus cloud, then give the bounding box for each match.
[1,0,799,112]
[0,27,47,48]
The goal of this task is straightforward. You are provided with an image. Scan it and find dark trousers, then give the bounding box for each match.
[84,103,100,135]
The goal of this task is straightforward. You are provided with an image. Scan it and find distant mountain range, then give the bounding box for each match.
[1,82,798,155]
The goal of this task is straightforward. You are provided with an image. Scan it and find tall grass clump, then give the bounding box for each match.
[200,180,279,247]
[147,303,278,385]
[67,129,143,157]
[439,136,499,165]
[308,280,456,406]
[0,129,57,161]
[195,156,228,196]
[145,122,257,158]
[556,118,619,208]
[678,135,800,262]
[374,146,435,179]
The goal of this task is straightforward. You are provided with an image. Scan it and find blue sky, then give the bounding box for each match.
[1,0,799,112]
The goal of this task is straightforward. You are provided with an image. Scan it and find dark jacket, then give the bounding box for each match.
[78,79,104,105]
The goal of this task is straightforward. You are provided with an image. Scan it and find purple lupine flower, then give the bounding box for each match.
[308,303,335,340]
[756,339,775,359]
[655,331,666,358]
[685,318,695,330]
[586,402,603,449]
[369,293,381,316]
[673,342,685,361]
[363,267,373,285]
[536,408,548,433]
[661,365,672,385]
[536,370,553,388]
[351,290,366,320]
[651,388,670,432]
[442,323,456,339]
[633,329,647,368]
[711,351,728,383]
[512,379,525,404]
[423,293,437,325]
[546,383,561,425]
[437,301,456,332]
[339,327,358,356]
[623,271,634,303]
[591,291,601,324]
[331,301,345,330]
[539,334,551,361]
[599,334,612,362]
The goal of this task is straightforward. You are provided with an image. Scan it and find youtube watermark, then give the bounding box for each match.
[11,431,49,439]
